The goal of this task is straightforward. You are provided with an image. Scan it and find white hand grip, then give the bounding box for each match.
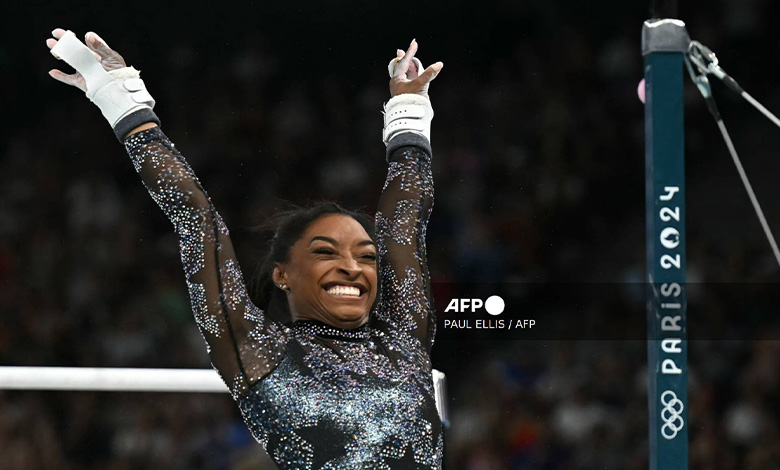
[51,31,155,128]
[50,30,113,99]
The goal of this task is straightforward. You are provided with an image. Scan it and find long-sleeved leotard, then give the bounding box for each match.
[123,126,441,469]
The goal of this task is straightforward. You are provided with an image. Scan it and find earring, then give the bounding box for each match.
[277,284,288,292]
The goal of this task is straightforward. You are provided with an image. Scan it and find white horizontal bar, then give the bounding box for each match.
[1,366,449,425]
[0,367,228,393]
[0,367,447,399]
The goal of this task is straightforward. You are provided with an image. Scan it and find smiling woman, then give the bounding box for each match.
[47,27,444,470]
[274,213,379,328]
[250,202,379,328]
[251,204,379,328]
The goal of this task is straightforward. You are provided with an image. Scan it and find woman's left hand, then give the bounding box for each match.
[389,39,443,100]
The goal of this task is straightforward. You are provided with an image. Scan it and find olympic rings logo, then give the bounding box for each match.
[660,390,685,440]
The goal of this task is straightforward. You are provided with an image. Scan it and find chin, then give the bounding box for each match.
[319,293,372,326]
[328,308,370,325]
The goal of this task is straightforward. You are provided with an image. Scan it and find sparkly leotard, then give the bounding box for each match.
[123,127,442,469]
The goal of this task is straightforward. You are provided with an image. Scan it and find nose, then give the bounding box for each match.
[337,254,362,276]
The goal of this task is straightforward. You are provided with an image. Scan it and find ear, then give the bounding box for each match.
[272,264,287,287]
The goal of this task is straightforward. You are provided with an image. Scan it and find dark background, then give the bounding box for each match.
[2,0,780,468]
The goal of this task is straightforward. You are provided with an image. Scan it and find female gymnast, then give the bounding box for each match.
[46,28,444,469]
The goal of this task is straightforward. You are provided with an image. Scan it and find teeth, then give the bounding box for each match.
[326,285,361,297]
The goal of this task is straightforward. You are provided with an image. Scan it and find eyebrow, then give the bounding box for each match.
[309,236,376,248]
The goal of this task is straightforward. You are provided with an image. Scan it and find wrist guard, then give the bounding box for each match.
[382,94,433,145]
[50,31,156,131]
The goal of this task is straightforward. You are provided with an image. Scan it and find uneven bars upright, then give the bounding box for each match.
[642,18,690,470]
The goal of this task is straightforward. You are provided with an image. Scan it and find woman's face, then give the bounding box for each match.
[274,214,378,328]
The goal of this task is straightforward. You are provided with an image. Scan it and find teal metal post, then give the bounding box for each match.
[642,18,690,470]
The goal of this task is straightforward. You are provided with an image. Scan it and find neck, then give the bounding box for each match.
[293,314,368,330]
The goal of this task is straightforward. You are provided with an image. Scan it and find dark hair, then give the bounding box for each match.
[250,202,375,325]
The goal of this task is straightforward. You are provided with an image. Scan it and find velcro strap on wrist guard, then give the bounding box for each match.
[50,31,155,128]
[92,68,155,126]
[382,94,433,145]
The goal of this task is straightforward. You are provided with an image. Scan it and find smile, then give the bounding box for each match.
[323,284,365,297]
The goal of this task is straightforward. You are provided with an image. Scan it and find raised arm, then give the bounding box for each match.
[46,29,288,398]
[375,41,442,353]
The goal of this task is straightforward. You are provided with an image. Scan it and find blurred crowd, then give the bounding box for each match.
[3,0,780,468]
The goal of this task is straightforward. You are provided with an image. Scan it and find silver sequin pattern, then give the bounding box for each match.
[125,129,441,469]
[125,129,289,396]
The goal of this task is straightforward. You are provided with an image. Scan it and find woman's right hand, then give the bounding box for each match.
[46,28,127,92]
[46,28,158,137]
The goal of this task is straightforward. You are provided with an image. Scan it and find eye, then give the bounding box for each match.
[313,248,336,255]
[360,253,378,261]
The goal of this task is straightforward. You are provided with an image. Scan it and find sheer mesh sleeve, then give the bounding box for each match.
[375,133,436,353]
[123,127,288,399]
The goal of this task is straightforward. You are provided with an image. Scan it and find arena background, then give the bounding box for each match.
[3,0,780,468]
